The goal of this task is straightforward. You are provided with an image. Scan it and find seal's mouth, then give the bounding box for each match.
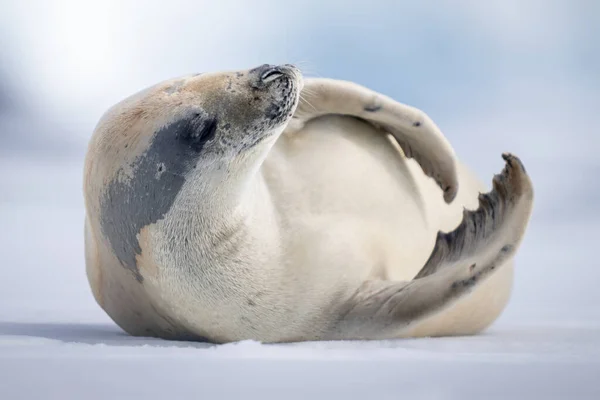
[237,64,303,152]
[239,64,304,152]
[265,70,301,124]
[249,64,303,125]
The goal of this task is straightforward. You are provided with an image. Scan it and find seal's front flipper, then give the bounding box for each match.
[286,78,459,203]
[325,153,534,341]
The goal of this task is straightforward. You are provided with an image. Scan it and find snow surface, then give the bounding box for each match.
[1,322,600,400]
[1,157,600,400]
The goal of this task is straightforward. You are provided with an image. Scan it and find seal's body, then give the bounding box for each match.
[84,65,534,343]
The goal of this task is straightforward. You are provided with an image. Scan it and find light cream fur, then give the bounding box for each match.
[83,65,533,343]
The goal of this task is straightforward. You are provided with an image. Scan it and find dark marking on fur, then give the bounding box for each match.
[364,95,383,113]
[99,112,218,282]
[451,274,479,290]
[364,104,382,112]
[413,121,421,127]
[265,102,281,120]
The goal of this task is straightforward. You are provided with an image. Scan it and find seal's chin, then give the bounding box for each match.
[259,64,302,126]
[236,64,303,152]
[278,64,304,91]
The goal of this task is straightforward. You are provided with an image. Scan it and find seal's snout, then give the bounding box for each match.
[249,63,302,89]
[244,63,303,129]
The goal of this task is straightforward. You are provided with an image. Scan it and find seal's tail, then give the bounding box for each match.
[327,153,534,340]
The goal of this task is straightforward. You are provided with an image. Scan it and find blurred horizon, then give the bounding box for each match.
[0,0,599,325]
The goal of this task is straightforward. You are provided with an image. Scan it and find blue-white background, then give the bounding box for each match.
[0,1,598,398]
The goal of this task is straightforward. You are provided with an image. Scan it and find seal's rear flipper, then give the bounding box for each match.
[325,153,534,341]
[415,153,534,279]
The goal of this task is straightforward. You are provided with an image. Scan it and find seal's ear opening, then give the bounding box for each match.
[178,113,218,152]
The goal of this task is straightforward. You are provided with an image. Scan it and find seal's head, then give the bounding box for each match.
[88,62,303,186]
[102,63,301,159]
[84,64,303,281]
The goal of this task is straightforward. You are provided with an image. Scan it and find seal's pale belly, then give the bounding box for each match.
[262,115,514,336]
[265,116,433,281]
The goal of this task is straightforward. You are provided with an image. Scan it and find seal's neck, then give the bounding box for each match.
[169,135,278,236]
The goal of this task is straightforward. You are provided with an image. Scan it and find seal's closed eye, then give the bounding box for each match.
[260,69,284,83]
[178,113,218,152]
